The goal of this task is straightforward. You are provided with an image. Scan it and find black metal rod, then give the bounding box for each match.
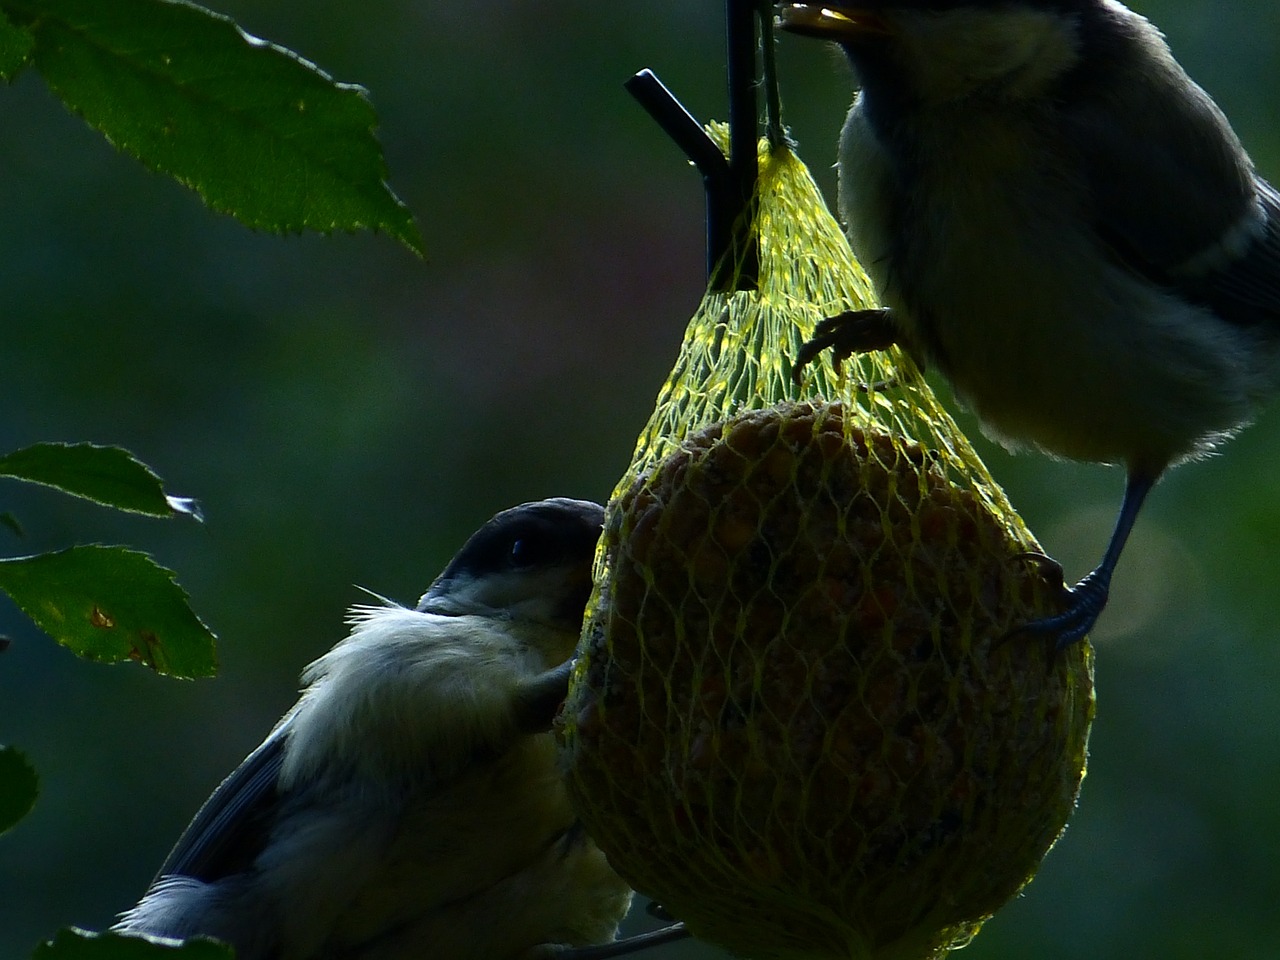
[624,70,729,183]
[625,70,736,285]
[625,0,762,291]
[724,0,760,289]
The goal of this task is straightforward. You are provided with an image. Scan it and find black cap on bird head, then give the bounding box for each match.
[417,498,605,631]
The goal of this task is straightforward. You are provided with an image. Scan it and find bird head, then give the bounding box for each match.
[778,0,1090,105]
[417,498,604,642]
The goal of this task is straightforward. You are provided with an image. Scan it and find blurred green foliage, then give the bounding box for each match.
[1,1,1278,958]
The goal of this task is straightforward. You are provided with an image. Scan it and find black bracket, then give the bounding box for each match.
[626,0,765,292]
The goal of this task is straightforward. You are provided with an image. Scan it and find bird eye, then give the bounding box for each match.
[509,538,535,567]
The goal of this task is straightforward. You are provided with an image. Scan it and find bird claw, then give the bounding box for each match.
[1006,567,1111,651]
[791,308,899,384]
[513,659,575,733]
[1011,551,1065,590]
[1004,471,1154,653]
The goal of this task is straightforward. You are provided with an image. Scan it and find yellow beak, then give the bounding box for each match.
[776,4,891,39]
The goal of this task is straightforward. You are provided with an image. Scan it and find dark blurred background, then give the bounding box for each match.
[2,1,1278,957]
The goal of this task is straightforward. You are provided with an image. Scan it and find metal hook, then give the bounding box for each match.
[626,0,763,292]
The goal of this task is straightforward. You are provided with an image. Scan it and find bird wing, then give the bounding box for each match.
[154,721,288,883]
[1185,178,1280,323]
[1058,52,1280,325]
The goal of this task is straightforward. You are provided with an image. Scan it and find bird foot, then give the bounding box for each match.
[791,308,898,383]
[1008,565,1111,651]
[513,659,575,734]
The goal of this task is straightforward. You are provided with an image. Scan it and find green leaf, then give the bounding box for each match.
[9,0,422,254]
[0,546,217,678]
[0,511,25,538]
[0,7,34,78]
[34,928,234,959]
[0,443,202,519]
[0,744,39,835]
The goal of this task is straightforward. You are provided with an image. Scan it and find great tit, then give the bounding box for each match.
[782,0,1280,646]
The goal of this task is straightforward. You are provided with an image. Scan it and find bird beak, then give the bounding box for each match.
[777,4,890,39]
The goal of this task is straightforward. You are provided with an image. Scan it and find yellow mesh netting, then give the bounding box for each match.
[560,131,1095,960]
[617,129,1018,522]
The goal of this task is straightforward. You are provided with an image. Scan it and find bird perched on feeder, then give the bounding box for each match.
[114,498,658,960]
[782,0,1280,646]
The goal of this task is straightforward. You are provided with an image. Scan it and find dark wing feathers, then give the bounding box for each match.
[155,722,288,883]
[1186,178,1280,324]
[1059,10,1280,328]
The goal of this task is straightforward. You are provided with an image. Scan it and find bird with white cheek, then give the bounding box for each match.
[115,498,643,960]
[782,0,1280,647]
